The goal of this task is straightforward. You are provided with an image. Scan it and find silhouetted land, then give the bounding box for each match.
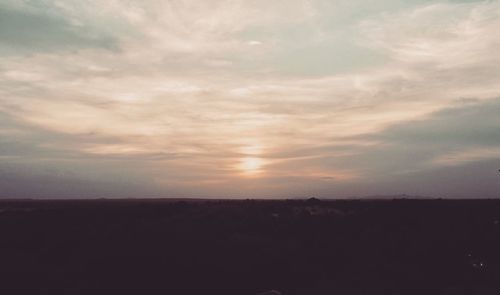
[1,198,500,295]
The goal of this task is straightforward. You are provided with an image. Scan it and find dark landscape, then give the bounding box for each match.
[1,198,500,295]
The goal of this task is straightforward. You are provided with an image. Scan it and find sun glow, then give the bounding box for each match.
[240,157,263,175]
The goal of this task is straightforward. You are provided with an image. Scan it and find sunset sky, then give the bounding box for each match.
[1,0,500,198]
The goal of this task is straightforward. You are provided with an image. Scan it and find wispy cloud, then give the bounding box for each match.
[1,0,500,197]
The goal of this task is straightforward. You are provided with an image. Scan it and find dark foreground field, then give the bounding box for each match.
[1,198,500,295]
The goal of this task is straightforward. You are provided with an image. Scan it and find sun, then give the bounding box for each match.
[240,157,263,175]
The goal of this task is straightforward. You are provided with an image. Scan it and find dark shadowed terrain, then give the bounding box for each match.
[1,198,500,295]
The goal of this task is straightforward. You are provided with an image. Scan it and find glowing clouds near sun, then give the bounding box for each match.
[239,157,264,175]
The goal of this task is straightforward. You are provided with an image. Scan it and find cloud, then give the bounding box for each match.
[431,148,500,167]
[1,0,500,197]
[313,98,500,198]
[0,2,117,54]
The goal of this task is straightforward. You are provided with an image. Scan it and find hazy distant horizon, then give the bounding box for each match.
[0,194,494,201]
[1,0,500,199]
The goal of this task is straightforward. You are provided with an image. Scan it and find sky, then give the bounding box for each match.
[1,0,500,199]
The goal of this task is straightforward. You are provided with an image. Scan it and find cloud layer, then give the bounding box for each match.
[1,0,500,198]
